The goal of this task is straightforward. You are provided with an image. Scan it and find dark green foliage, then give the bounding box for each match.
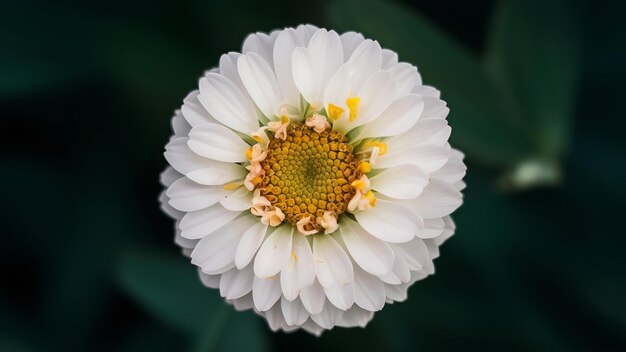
[1,0,624,351]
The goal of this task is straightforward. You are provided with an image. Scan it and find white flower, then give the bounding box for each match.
[160,25,466,336]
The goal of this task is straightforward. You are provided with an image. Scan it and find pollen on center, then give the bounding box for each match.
[259,122,362,231]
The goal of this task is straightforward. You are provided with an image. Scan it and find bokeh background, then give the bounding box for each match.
[2,0,625,350]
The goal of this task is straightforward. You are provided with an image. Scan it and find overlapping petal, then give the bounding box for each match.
[161,26,465,336]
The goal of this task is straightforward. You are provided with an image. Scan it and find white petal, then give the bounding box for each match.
[340,31,365,59]
[273,28,303,108]
[353,266,385,311]
[292,29,343,107]
[231,293,254,311]
[190,215,256,270]
[421,96,449,119]
[235,222,269,269]
[342,70,396,131]
[301,319,324,336]
[311,303,343,329]
[375,144,450,172]
[174,224,195,248]
[252,275,282,311]
[324,282,355,311]
[242,32,277,70]
[254,226,294,278]
[166,176,226,212]
[341,218,394,276]
[357,94,423,139]
[385,283,409,302]
[159,166,180,187]
[379,268,401,285]
[388,118,451,150]
[323,39,383,113]
[389,63,421,98]
[161,196,183,221]
[391,237,430,271]
[164,137,209,175]
[186,163,246,186]
[342,39,382,94]
[419,218,445,239]
[182,90,217,127]
[165,138,246,184]
[355,199,423,243]
[313,235,355,310]
[171,110,190,137]
[434,216,456,245]
[369,164,429,199]
[389,254,411,283]
[337,305,375,328]
[220,186,253,211]
[161,191,183,219]
[280,232,315,301]
[313,235,354,288]
[238,52,283,118]
[188,123,249,163]
[219,52,247,93]
[264,302,285,331]
[219,265,254,300]
[198,73,258,134]
[424,238,440,260]
[198,269,220,289]
[381,49,398,69]
[379,255,411,285]
[179,204,241,239]
[411,179,463,219]
[413,84,440,98]
[432,148,466,184]
[281,297,309,326]
[300,280,326,315]
[295,24,318,43]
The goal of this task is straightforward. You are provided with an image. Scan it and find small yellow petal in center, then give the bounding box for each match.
[327,103,345,120]
[346,96,360,121]
[223,181,242,190]
[377,143,387,156]
[359,161,372,173]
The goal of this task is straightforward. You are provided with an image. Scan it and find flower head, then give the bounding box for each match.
[160,25,465,336]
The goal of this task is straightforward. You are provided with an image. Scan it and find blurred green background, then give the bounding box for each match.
[2,0,625,350]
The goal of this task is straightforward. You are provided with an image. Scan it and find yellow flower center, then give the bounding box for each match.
[259,122,362,231]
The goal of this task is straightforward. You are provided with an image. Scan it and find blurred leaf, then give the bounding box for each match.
[329,0,533,167]
[192,307,269,352]
[119,249,269,351]
[486,0,581,160]
[118,249,220,334]
[94,24,204,105]
[0,2,96,98]
[0,334,35,352]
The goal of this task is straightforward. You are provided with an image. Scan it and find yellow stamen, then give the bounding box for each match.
[246,147,253,160]
[327,103,345,120]
[252,135,265,144]
[377,143,387,156]
[346,96,360,121]
[351,179,366,190]
[252,176,263,186]
[280,115,290,124]
[364,190,376,207]
[359,162,372,173]
[360,139,378,150]
[223,181,242,190]
[256,122,362,230]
